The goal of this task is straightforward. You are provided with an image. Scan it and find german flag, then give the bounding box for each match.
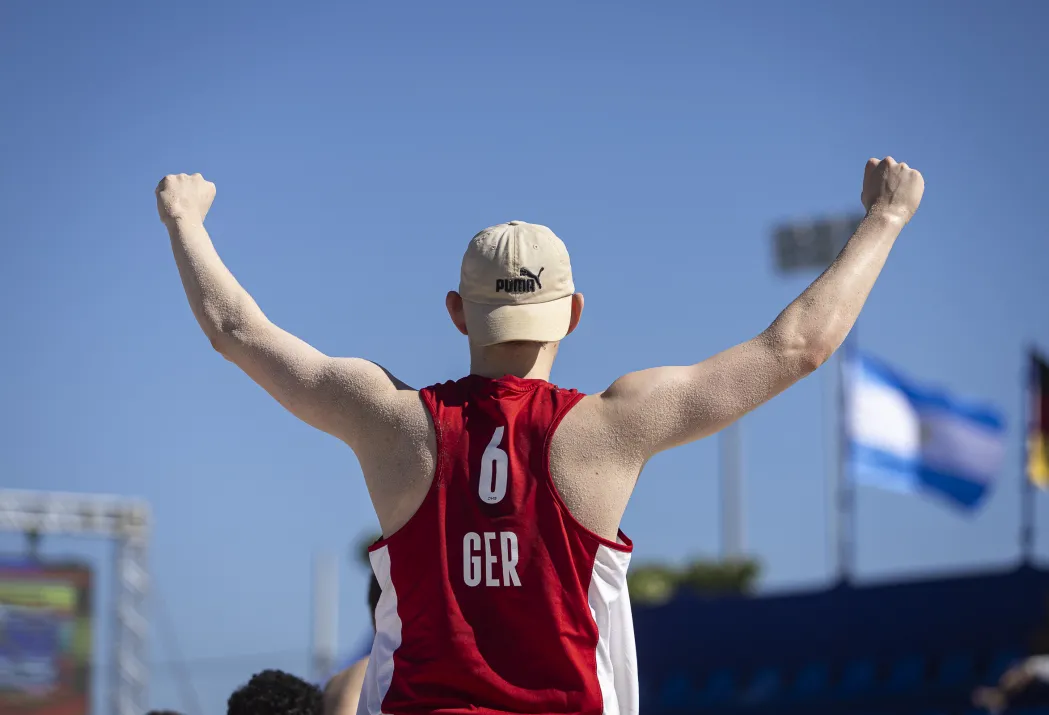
[1029,350,1049,487]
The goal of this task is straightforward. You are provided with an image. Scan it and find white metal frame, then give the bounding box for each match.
[0,489,150,715]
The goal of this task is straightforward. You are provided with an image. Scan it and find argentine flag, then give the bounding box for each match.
[845,352,1006,511]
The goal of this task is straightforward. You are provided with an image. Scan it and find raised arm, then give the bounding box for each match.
[155,173,410,448]
[592,157,924,460]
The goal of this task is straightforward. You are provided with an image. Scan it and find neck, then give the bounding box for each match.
[469,341,558,381]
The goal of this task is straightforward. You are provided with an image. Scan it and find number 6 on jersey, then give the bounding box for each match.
[478,426,508,504]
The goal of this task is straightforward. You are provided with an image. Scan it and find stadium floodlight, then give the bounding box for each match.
[772,215,863,274]
[0,489,151,715]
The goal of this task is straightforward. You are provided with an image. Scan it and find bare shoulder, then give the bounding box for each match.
[554,369,687,468]
[546,362,729,540]
[337,360,436,534]
[554,391,644,468]
[548,391,644,541]
[324,358,429,441]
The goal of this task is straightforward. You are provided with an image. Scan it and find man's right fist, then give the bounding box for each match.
[860,157,924,224]
[156,173,216,225]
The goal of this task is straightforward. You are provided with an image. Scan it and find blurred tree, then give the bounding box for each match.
[678,558,760,597]
[626,564,680,605]
[628,557,761,604]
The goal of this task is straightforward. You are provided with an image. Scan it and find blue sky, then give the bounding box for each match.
[1,1,1048,712]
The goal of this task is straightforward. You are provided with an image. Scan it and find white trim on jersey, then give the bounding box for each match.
[587,542,635,715]
[609,577,639,715]
[360,545,402,715]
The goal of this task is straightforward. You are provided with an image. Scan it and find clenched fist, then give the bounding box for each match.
[156,173,216,225]
[861,157,924,224]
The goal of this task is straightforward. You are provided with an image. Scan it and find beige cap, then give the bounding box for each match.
[458,221,575,346]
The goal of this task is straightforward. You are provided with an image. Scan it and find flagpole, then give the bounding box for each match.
[769,213,864,586]
[719,420,744,561]
[836,326,857,584]
[824,354,839,580]
[1021,346,1035,565]
[311,551,339,683]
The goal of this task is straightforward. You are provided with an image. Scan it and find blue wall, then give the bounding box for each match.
[633,567,1049,714]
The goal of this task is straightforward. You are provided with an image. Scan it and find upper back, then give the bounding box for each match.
[425,374,581,511]
[411,374,614,555]
[360,375,636,715]
[359,374,641,543]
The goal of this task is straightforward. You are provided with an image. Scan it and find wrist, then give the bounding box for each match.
[164,212,204,231]
[864,206,911,228]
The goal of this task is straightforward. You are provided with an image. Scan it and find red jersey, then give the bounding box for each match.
[360,375,637,715]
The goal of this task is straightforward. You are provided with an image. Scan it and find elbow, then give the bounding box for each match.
[768,327,835,376]
[208,331,243,364]
[201,307,252,357]
[204,324,237,358]
[799,339,835,374]
[208,332,229,356]
[204,314,268,362]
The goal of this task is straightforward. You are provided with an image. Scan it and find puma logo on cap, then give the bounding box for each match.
[519,267,544,289]
[496,267,544,294]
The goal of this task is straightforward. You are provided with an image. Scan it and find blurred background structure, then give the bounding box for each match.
[0,490,149,715]
[2,1,1049,714]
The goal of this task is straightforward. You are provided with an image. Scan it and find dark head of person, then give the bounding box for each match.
[228,669,323,715]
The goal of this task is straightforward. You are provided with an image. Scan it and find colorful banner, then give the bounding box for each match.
[0,559,92,715]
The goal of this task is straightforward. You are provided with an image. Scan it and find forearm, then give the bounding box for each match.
[594,159,922,457]
[165,216,267,345]
[768,210,905,360]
